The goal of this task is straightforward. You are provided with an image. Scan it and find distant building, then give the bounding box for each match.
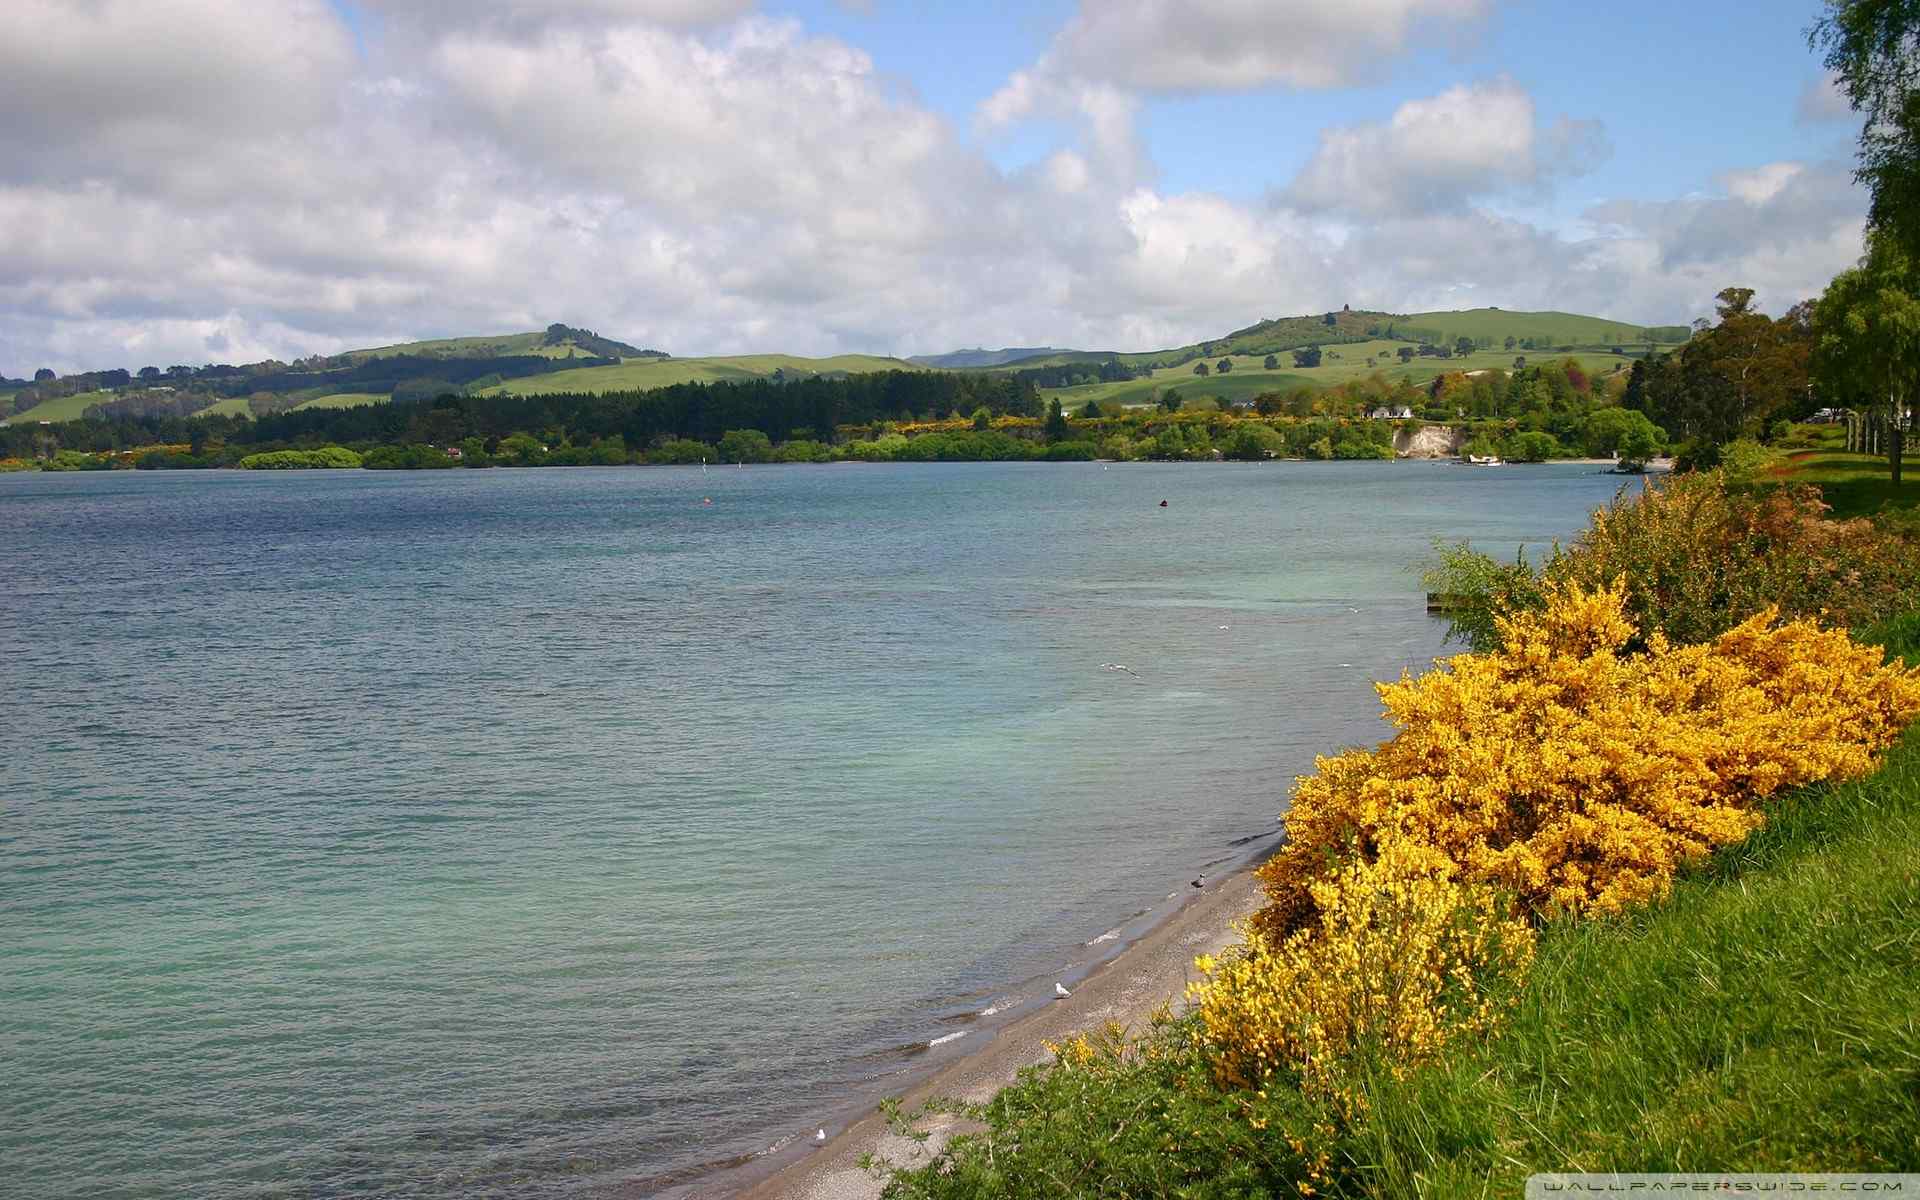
[1368,405,1415,420]
[444,446,464,459]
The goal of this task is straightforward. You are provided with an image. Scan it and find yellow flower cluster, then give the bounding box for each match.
[1192,580,1920,1093]
[1255,580,1920,939]
[1192,841,1534,1098]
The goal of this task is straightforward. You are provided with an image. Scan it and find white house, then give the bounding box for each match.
[1367,405,1415,420]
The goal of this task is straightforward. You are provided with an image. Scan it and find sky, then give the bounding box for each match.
[0,0,1868,375]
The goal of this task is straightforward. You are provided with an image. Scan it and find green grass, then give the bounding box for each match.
[1771,447,1920,518]
[2,389,115,424]
[290,392,387,412]
[1354,722,1920,1191]
[484,353,914,397]
[340,330,668,362]
[1394,307,1691,348]
[192,396,256,419]
[342,331,553,360]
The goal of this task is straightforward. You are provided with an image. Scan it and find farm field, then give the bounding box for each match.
[2,390,116,425]
[483,353,914,396]
[1393,307,1690,347]
[193,396,256,419]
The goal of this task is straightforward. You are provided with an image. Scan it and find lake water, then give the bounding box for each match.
[1,461,1633,1198]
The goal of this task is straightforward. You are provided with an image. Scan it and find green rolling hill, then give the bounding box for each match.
[1,306,1692,427]
[483,353,916,397]
[1391,308,1691,348]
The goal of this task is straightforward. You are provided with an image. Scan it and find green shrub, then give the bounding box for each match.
[718,428,774,463]
[774,439,833,463]
[361,444,451,469]
[1220,422,1285,460]
[1037,439,1097,461]
[237,446,363,469]
[645,438,712,465]
[1429,471,1920,650]
[879,1016,1332,1199]
[1504,430,1561,462]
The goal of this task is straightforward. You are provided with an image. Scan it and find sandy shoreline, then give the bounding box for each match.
[708,847,1277,1200]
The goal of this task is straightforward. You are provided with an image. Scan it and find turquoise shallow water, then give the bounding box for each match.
[1,461,1633,1197]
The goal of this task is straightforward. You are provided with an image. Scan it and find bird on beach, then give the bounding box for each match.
[1055,982,1072,999]
[1190,873,1205,889]
[1100,662,1141,679]
[815,1128,827,1143]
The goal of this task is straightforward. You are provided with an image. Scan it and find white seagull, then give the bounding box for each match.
[815,1128,827,1143]
[1054,982,1072,999]
[1100,663,1141,679]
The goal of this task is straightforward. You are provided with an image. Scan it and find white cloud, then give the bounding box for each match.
[1284,78,1608,217]
[0,1,1871,377]
[1721,162,1802,205]
[0,0,353,188]
[1037,0,1492,93]
[354,0,755,33]
[1797,72,1853,123]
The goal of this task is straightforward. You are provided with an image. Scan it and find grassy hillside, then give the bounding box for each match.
[193,396,256,419]
[909,347,1068,369]
[1395,307,1691,347]
[291,392,386,412]
[484,353,914,396]
[1001,310,1383,372]
[341,324,660,362]
[2,389,115,425]
[1040,341,1637,408]
[343,332,553,360]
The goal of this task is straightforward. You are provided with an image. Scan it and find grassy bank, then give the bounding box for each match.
[1774,448,1920,517]
[1351,714,1920,1191]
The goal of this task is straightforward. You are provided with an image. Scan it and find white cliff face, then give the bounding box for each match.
[1394,424,1462,459]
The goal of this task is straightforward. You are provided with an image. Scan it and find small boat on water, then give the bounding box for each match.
[1466,454,1503,466]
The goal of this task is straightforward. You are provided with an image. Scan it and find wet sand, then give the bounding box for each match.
[731,853,1275,1200]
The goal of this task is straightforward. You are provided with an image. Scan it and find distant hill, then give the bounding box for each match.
[984,310,1386,372]
[908,347,1073,369]
[1391,309,1691,349]
[983,308,1688,374]
[483,353,919,397]
[342,323,665,363]
[1,306,1692,427]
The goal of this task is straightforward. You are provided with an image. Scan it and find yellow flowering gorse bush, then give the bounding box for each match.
[1253,579,1920,940]
[1193,579,1920,1093]
[1192,839,1534,1099]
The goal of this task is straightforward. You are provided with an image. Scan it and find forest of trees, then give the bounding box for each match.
[0,369,1044,462]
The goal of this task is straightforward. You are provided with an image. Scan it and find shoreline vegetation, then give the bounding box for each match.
[0,288,1865,480]
[740,467,1920,1200]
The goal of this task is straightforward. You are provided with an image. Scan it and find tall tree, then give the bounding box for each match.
[1812,1,1920,254]
[1813,231,1920,483]
[1685,288,1811,437]
[1043,398,1070,441]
